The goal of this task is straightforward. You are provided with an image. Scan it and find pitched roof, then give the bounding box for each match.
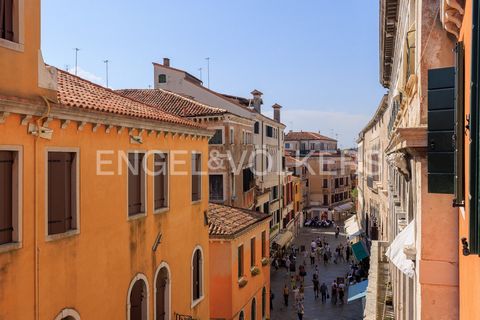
[56,70,204,128]
[116,88,226,117]
[208,203,270,238]
[285,131,337,142]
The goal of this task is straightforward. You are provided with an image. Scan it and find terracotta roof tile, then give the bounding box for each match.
[116,88,226,117]
[56,70,204,128]
[208,203,270,238]
[285,131,336,142]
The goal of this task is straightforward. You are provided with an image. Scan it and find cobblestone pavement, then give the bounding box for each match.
[270,226,363,320]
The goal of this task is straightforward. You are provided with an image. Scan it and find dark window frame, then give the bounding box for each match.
[238,244,244,278]
[128,152,146,217]
[209,174,224,202]
[0,149,19,245]
[158,74,167,83]
[192,153,202,202]
[209,129,223,145]
[154,152,168,211]
[192,248,203,301]
[250,237,256,267]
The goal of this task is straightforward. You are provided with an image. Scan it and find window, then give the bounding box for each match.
[155,265,170,320]
[261,231,267,258]
[251,298,256,320]
[262,288,266,319]
[250,237,256,267]
[154,153,168,211]
[331,195,335,204]
[209,129,223,145]
[0,0,14,41]
[238,245,244,278]
[239,311,245,320]
[285,143,290,149]
[266,125,273,138]
[0,150,19,245]
[48,152,78,235]
[270,186,278,201]
[230,128,234,144]
[243,167,255,192]
[128,275,148,320]
[254,122,260,134]
[209,174,223,201]
[191,153,201,201]
[323,179,328,188]
[230,172,235,200]
[192,248,203,302]
[128,153,146,217]
[346,177,349,185]
[158,74,167,83]
[323,195,328,205]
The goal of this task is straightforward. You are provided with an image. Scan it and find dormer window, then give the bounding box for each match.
[158,74,166,83]
[0,0,14,41]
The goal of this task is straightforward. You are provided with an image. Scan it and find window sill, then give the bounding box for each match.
[192,200,202,205]
[191,295,205,309]
[0,38,24,52]
[128,213,147,221]
[154,207,169,215]
[0,241,22,254]
[46,229,80,242]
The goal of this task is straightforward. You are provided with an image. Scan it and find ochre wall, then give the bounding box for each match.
[0,113,211,319]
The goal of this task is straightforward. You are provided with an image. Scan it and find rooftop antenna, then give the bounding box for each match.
[103,59,109,88]
[205,57,210,88]
[74,48,80,75]
[198,67,203,81]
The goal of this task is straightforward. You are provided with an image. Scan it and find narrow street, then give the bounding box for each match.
[270,224,363,320]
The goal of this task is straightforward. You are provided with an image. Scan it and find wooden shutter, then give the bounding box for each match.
[156,269,167,320]
[251,237,256,267]
[128,153,143,215]
[154,153,167,210]
[0,151,13,244]
[0,0,13,41]
[454,42,465,206]
[261,231,266,257]
[130,280,145,320]
[193,250,201,300]
[238,245,244,278]
[427,67,455,194]
[48,152,74,235]
[191,154,201,201]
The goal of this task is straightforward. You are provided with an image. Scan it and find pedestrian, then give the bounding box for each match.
[270,291,275,310]
[314,264,319,278]
[331,280,338,305]
[297,301,305,320]
[323,252,329,265]
[346,244,351,262]
[303,249,308,266]
[292,285,299,302]
[335,226,340,238]
[312,276,320,299]
[310,250,315,265]
[338,282,345,304]
[286,257,291,275]
[283,284,289,307]
[320,282,328,303]
[311,239,317,252]
[299,284,305,302]
[291,275,296,290]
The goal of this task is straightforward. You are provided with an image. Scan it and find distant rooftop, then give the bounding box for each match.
[285,131,337,142]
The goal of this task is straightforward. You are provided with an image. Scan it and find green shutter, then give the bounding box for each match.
[427,67,455,194]
[454,42,465,206]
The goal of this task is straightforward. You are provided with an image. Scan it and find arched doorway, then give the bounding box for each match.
[155,263,171,320]
[239,311,244,320]
[251,298,256,320]
[128,274,149,320]
[54,308,81,320]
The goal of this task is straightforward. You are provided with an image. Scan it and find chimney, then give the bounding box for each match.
[272,103,282,122]
[250,89,263,113]
[163,58,170,67]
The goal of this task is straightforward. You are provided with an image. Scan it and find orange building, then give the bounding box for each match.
[208,204,271,320]
[0,1,213,319]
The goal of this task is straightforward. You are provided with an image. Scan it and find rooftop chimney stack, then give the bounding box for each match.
[163,58,170,67]
[250,89,263,113]
[272,103,282,123]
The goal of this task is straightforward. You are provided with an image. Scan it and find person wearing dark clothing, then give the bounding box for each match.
[331,281,338,305]
[283,285,289,307]
[312,277,320,299]
[335,226,340,238]
[320,282,328,303]
[323,252,329,265]
[270,292,275,310]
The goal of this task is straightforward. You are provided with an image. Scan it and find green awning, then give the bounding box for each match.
[352,241,369,261]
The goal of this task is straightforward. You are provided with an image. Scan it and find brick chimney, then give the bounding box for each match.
[272,103,282,122]
[163,58,170,67]
[251,89,263,113]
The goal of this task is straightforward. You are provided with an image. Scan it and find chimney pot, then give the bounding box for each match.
[163,58,170,67]
[272,103,282,123]
[251,89,263,113]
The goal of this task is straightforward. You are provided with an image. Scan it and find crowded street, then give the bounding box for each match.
[270,223,363,320]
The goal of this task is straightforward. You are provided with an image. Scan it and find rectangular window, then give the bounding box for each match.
[158,74,167,83]
[331,195,335,204]
[323,179,328,188]
[254,122,260,134]
[285,143,290,148]
[128,152,146,216]
[230,128,234,144]
[154,153,168,211]
[243,167,254,192]
[266,125,273,138]
[271,186,278,200]
[209,174,223,201]
[261,231,266,258]
[48,152,78,235]
[238,245,244,278]
[323,194,328,205]
[250,237,256,267]
[0,0,14,41]
[209,129,223,144]
[192,153,202,201]
[230,172,235,200]
[0,150,19,245]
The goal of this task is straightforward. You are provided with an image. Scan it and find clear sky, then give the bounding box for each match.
[41,1,386,148]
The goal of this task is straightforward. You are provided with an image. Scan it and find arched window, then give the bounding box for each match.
[54,308,81,320]
[239,311,245,320]
[155,263,171,320]
[192,246,204,304]
[251,298,256,320]
[128,274,149,320]
[262,287,266,319]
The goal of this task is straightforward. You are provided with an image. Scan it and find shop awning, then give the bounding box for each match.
[385,219,415,278]
[347,280,369,303]
[344,215,362,237]
[352,240,369,261]
[334,202,354,212]
[273,231,293,248]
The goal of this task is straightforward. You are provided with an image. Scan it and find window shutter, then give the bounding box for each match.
[0,151,13,244]
[154,153,167,209]
[0,0,5,39]
[454,42,465,206]
[128,153,143,215]
[3,0,13,41]
[427,67,455,194]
